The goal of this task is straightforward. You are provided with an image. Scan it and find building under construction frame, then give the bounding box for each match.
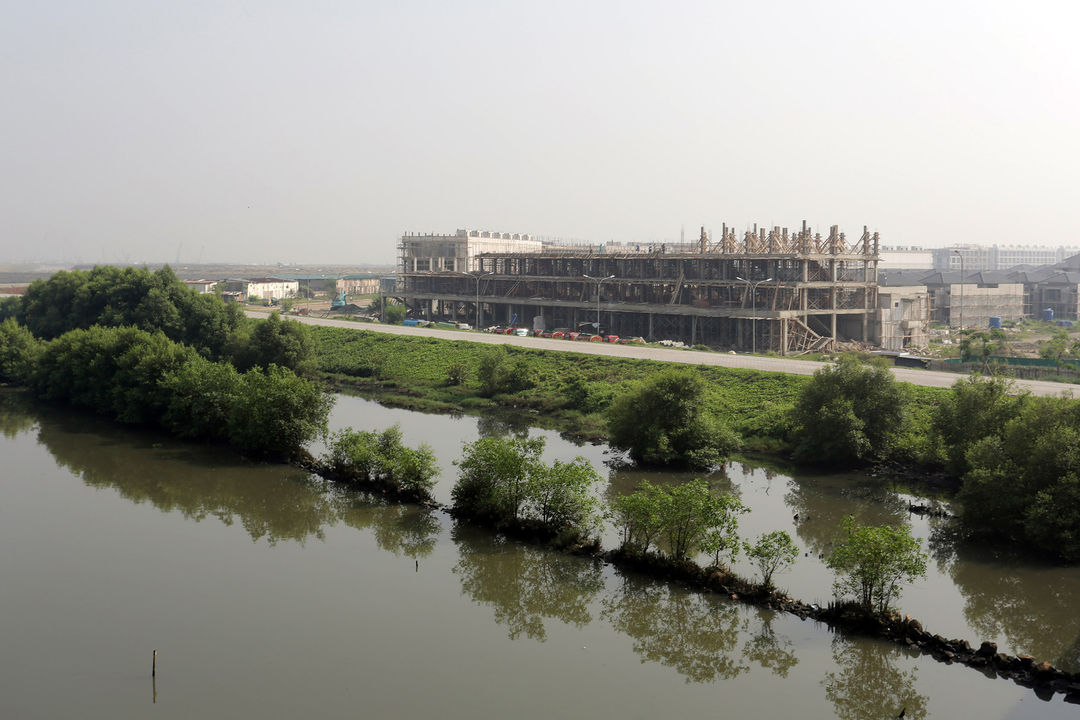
[398,223,880,355]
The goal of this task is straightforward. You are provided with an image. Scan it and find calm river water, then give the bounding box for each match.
[1,390,1076,718]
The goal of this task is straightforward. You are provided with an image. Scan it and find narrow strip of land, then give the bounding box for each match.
[248,310,1074,398]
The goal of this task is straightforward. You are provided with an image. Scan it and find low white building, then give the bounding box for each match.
[183,279,217,294]
[223,277,299,301]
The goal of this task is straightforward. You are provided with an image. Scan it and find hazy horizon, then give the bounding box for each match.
[3,1,1078,265]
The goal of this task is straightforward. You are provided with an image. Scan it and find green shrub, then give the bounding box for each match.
[790,357,905,465]
[607,368,740,469]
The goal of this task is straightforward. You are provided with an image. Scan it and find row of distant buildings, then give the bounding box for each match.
[879,244,1080,271]
[182,274,387,301]
[396,228,1080,353]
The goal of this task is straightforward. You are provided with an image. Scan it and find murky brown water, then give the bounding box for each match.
[1,390,1076,717]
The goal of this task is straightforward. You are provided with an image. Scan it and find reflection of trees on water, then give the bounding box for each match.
[822,638,928,720]
[340,502,441,559]
[475,413,532,439]
[33,409,342,545]
[931,535,1080,672]
[783,472,910,557]
[452,525,604,641]
[742,609,799,678]
[0,391,37,438]
[601,572,748,683]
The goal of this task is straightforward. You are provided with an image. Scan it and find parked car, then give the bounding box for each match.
[513,328,529,336]
[603,335,620,343]
[567,331,582,341]
[618,336,646,344]
[551,328,569,339]
[588,334,603,342]
[540,330,554,338]
[532,328,545,337]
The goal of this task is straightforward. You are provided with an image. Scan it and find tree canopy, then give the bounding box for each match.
[790,357,905,465]
[826,517,927,613]
[606,368,740,469]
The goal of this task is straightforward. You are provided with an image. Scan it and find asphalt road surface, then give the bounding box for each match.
[248,310,1074,398]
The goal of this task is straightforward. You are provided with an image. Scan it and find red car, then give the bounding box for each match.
[567,331,582,341]
[551,328,569,339]
[540,330,554,338]
[603,335,620,343]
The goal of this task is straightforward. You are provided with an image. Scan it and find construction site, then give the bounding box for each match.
[398,224,882,355]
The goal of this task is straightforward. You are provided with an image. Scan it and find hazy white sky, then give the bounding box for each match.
[2,1,1079,265]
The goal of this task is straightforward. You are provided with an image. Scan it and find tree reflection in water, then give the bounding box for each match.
[601,571,748,683]
[742,609,799,678]
[340,501,441,559]
[930,528,1080,672]
[823,637,928,720]
[0,391,37,438]
[452,525,604,641]
[32,406,342,544]
[784,472,910,558]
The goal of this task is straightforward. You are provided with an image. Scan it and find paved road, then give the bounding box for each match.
[249,310,1075,398]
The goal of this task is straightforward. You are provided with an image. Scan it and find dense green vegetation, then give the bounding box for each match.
[789,357,907,465]
[606,368,741,469]
[609,478,746,563]
[0,265,330,460]
[23,324,332,460]
[308,327,1080,561]
[16,265,244,360]
[451,435,601,541]
[323,424,439,501]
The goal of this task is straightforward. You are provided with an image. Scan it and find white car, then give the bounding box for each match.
[513,328,529,336]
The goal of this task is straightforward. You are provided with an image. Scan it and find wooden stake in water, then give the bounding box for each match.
[152,650,157,677]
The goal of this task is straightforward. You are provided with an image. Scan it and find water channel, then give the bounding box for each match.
[1,390,1077,718]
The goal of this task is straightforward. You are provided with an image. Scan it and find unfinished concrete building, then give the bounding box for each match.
[399,223,881,355]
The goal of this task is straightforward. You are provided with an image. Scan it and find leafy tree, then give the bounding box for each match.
[0,318,42,384]
[931,375,1026,476]
[790,357,906,465]
[826,517,928,613]
[606,368,740,469]
[609,480,668,554]
[227,364,334,460]
[384,304,406,324]
[452,435,545,523]
[451,435,601,534]
[232,312,316,375]
[527,458,601,533]
[610,478,745,563]
[664,479,746,563]
[744,530,800,590]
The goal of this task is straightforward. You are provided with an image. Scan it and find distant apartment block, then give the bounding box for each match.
[932,244,1080,272]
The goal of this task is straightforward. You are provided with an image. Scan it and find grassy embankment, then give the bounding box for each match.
[312,326,947,456]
